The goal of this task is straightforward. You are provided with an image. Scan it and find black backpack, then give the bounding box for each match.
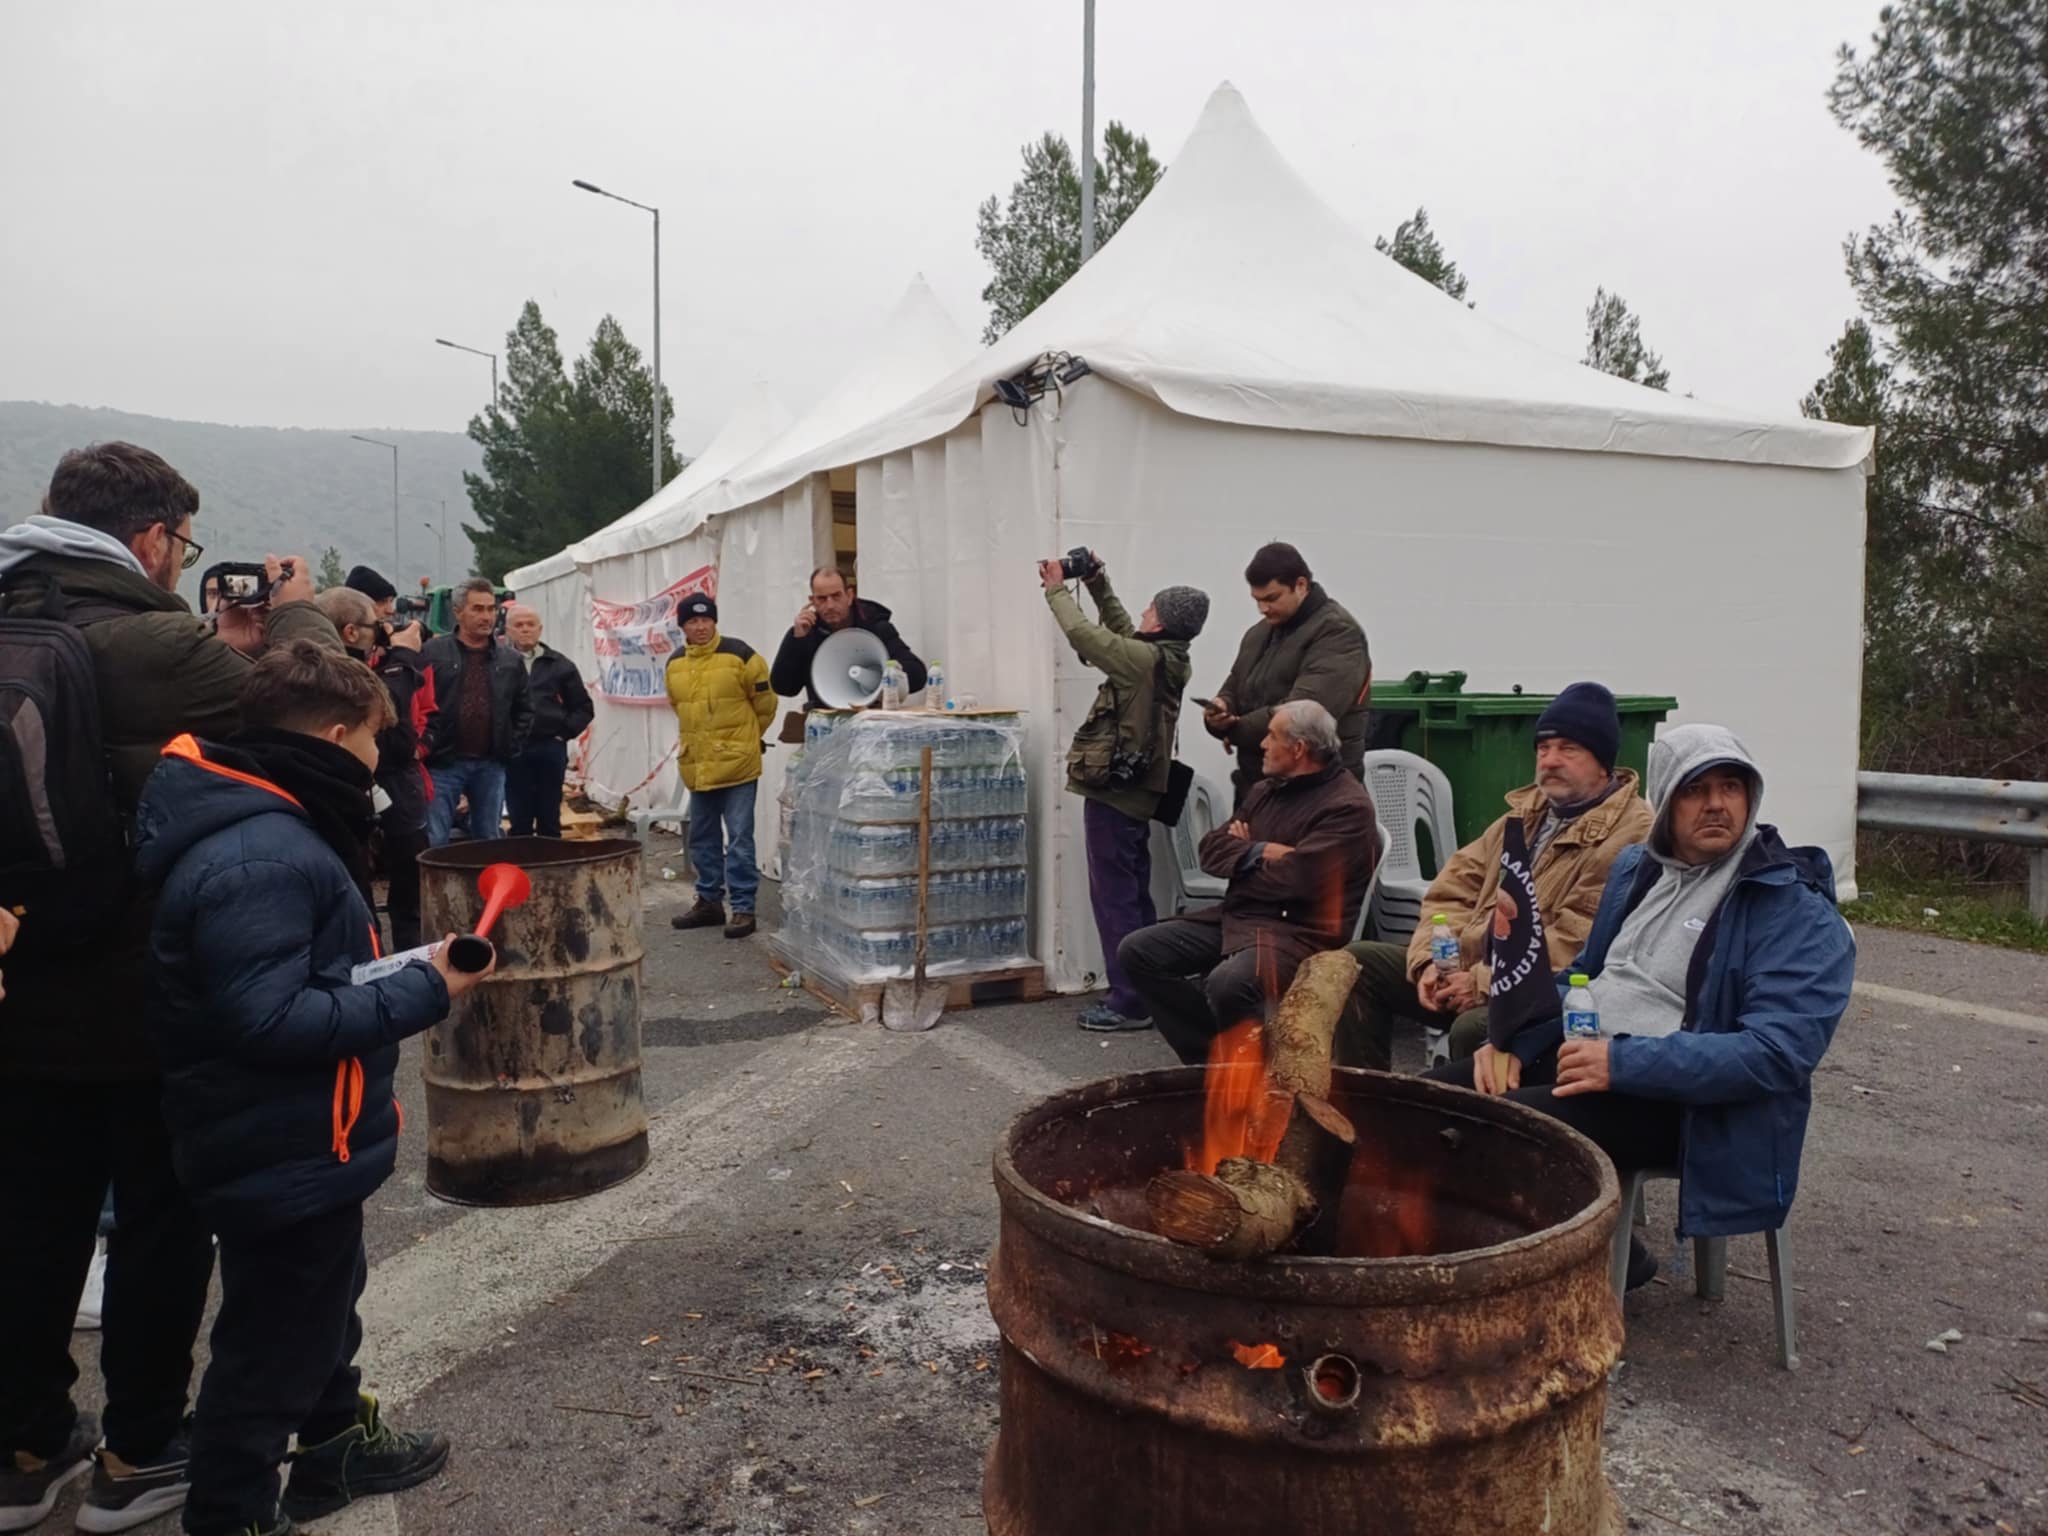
[0,580,131,959]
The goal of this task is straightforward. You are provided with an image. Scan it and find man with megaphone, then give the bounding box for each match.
[769,566,928,710]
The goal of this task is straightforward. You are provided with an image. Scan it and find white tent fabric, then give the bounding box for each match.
[501,81,1870,999]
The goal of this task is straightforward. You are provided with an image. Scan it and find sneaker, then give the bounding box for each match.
[75,1425,190,1533]
[0,1414,96,1534]
[669,899,725,931]
[723,913,757,940]
[279,1394,447,1523]
[1625,1234,1659,1292]
[1078,1004,1152,1033]
[73,1240,106,1332]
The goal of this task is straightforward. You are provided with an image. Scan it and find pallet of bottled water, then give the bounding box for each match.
[773,710,1036,985]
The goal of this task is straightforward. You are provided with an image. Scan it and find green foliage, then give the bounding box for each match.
[1816,1,2048,790]
[1375,207,1471,303]
[316,546,346,590]
[1850,863,2048,953]
[461,302,683,580]
[975,122,1164,344]
[1582,288,1670,390]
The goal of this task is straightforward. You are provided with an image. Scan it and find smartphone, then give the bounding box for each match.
[1192,697,1216,710]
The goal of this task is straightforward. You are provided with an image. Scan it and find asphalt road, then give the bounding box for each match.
[54,837,2048,1535]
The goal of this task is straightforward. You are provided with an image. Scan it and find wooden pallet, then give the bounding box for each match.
[767,951,1045,1019]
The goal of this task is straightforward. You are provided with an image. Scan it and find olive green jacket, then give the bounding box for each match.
[1046,572,1191,821]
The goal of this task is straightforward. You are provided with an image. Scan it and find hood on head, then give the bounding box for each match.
[1646,722,1763,859]
[0,514,150,581]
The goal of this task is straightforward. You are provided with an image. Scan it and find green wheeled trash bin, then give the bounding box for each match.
[1367,671,1676,848]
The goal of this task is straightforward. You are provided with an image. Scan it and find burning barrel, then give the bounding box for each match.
[417,836,649,1205]
[986,1067,1625,1536]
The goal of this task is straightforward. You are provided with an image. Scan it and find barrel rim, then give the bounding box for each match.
[418,834,642,872]
[991,1065,1622,1305]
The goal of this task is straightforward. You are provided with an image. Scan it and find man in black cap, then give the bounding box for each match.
[1338,681,1654,1069]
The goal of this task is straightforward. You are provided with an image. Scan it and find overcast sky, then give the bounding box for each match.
[0,0,1898,453]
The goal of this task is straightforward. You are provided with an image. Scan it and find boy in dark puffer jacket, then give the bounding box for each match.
[135,642,492,1536]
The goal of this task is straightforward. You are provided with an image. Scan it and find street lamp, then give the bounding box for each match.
[571,176,662,497]
[434,337,498,412]
[407,495,450,585]
[349,435,399,572]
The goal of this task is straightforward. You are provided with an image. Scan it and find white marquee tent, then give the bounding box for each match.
[508,82,1872,995]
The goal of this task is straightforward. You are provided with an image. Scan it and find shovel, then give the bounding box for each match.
[882,746,947,1032]
[446,861,531,973]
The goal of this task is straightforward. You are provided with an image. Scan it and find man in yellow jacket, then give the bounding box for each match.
[665,593,777,939]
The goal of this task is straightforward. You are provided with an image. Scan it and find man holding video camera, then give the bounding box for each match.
[1040,549,1209,1034]
[0,441,341,1532]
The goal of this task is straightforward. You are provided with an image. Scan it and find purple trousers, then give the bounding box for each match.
[1084,798,1156,1017]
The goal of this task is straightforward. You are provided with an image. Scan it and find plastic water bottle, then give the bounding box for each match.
[1564,973,1601,1040]
[1429,914,1460,978]
[880,659,906,710]
[925,660,946,710]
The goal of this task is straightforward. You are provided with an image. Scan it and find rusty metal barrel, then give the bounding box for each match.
[986,1067,1625,1536]
[417,836,648,1205]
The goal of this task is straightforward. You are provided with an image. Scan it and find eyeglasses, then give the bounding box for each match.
[167,528,204,571]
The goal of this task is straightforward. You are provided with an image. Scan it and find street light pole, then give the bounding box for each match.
[1080,0,1097,263]
[434,338,499,412]
[572,177,663,497]
[350,434,399,573]
[406,494,450,585]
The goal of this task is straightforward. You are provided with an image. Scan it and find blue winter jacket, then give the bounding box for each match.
[134,735,449,1237]
[1509,826,1854,1238]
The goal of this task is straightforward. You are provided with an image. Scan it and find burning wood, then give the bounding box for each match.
[1146,949,1362,1260]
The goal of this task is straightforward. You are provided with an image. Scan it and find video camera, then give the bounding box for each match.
[200,560,295,613]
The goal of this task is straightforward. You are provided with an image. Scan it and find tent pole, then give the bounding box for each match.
[1080,0,1096,264]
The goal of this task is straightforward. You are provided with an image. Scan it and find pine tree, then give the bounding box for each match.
[1582,288,1670,390]
[1374,207,1471,303]
[975,122,1164,343]
[461,302,682,579]
[315,546,347,590]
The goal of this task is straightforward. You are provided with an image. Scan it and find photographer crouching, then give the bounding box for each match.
[1039,549,1208,1035]
[0,442,342,1531]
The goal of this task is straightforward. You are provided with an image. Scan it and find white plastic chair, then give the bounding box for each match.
[1362,750,1457,944]
[1351,821,1393,942]
[1171,774,1230,912]
[1612,1167,1799,1370]
[628,795,690,843]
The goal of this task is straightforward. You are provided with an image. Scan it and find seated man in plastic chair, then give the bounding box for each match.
[1121,701,1378,1066]
[1337,682,1652,1070]
[1428,723,1854,1289]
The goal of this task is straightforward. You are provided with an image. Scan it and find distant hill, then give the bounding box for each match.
[0,400,484,602]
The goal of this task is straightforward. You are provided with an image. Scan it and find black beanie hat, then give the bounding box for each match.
[1534,681,1621,773]
[345,565,397,603]
[676,593,717,623]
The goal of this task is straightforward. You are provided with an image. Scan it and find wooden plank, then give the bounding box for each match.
[765,951,1045,1017]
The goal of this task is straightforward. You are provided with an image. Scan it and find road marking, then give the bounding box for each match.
[308,1495,400,1534]
[933,1025,1086,1097]
[1852,981,2048,1035]
[358,1026,876,1410]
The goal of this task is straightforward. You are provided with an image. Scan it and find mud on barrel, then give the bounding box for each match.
[417,836,648,1205]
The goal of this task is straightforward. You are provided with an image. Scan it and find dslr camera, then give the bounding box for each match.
[1056,546,1103,582]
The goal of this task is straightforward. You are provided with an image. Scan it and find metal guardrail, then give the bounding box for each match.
[1856,771,2048,922]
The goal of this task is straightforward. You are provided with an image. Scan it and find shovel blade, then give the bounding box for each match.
[881,979,947,1033]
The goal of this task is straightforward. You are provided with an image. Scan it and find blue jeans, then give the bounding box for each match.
[688,780,759,913]
[426,757,507,847]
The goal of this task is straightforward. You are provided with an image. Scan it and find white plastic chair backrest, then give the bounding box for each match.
[1173,776,1224,873]
[1352,820,1394,941]
[1362,750,1457,886]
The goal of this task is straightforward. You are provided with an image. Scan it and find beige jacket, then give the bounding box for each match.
[1402,771,1653,991]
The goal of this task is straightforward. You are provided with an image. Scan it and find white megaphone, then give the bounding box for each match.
[812,627,890,708]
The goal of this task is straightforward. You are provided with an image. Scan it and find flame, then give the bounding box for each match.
[1231,1341,1287,1370]
[1331,1133,1437,1259]
[1184,1021,1284,1175]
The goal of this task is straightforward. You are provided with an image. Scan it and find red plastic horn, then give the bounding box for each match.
[447,863,532,974]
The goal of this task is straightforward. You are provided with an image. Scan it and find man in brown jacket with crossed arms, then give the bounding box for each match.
[1338,682,1652,1070]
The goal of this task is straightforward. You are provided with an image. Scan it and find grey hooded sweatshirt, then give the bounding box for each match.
[1589,724,1763,1040]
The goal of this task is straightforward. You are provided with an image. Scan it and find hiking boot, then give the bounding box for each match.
[279,1395,446,1523]
[723,912,757,940]
[0,1413,96,1533]
[670,899,725,931]
[75,1423,190,1532]
[1078,1003,1152,1033]
[1625,1234,1659,1292]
